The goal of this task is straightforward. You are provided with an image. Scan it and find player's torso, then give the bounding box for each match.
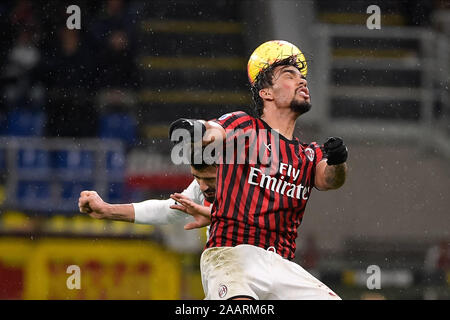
[208,117,320,259]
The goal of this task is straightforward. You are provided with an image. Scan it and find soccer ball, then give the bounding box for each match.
[247,40,308,84]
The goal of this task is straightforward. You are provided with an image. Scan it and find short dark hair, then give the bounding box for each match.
[250,55,305,117]
[190,145,217,171]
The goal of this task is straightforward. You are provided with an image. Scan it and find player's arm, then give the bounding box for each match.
[132,179,203,225]
[315,137,348,191]
[169,118,226,146]
[78,191,135,222]
[78,181,200,225]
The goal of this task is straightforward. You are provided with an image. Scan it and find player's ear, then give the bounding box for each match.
[259,88,273,101]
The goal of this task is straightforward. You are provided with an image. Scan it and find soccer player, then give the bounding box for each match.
[78,161,214,230]
[169,40,348,300]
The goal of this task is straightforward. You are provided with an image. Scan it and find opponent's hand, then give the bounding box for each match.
[324,137,348,165]
[78,191,110,219]
[169,193,211,230]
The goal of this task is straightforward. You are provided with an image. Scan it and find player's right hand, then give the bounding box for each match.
[78,190,109,219]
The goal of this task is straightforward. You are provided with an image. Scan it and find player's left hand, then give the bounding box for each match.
[170,193,211,230]
[324,137,348,165]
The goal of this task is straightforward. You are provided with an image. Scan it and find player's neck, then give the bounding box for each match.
[260,106,298,140]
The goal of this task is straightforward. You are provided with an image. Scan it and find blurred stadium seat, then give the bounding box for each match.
[108,182,125,202]
[17,180,51,207]
[99,113,137,146]
[52,150,94,178]
[6,109,46,137]
[17,149,50,174]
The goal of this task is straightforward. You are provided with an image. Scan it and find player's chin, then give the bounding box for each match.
[290,100,312,114]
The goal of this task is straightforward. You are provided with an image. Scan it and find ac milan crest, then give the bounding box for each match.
[304,147,315,162]
[218,284,228,298]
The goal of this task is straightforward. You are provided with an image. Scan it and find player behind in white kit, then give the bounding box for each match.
[169,40,348,300]
[78,160,214,230]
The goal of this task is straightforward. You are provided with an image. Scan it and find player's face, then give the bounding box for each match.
[190,166,217,203]
[270,65,311,114]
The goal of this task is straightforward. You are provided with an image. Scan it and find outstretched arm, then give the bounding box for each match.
[78,180,203,225]
[78,191,135,222]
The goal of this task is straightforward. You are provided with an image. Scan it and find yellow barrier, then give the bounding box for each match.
[0,238,182,300]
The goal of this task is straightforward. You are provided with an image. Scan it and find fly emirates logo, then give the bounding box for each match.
[247,162,311,200]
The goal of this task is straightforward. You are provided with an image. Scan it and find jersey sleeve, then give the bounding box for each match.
[133,180,203,225]
[310,142,326,189]
[311,142,325,165]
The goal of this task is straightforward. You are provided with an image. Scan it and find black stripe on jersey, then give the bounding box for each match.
[212,158,229,247]
[210,162,228,248]
[252,120,269,248]
[277,141,295,258]
[271,141,289,250]
[242,164,258,244]
[263,131,277,250]
[241,130,260,245]
[220,163,240,247]
[294,138,300,160]
[289,144,311,259]
[230,164,249,246]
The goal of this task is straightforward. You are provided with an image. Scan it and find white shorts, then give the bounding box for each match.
[200,244,341,300]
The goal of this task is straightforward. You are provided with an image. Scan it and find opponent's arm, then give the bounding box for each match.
[78,181,201,225]
[169,118,225,146]
[315,137,348,191]
[132,179,206,224]
[78,191,135,222]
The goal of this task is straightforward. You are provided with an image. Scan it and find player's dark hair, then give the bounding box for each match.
[191,162,211,171]
[250,55,305,117]
[190,145,217,171]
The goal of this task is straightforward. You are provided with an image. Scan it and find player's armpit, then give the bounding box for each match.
[314,160,347,191]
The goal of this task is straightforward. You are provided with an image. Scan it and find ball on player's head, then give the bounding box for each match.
[247,40,308,85]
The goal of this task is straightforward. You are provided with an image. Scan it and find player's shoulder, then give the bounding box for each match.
[308,141,322,149]
[183,179,205,204]
[190,179,205,204]
[296,140,324,160]
[215,111,256,131]
[296,138,321,149]
[217,110,252,121]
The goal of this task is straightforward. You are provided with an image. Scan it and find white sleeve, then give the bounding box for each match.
[132,179,203,225]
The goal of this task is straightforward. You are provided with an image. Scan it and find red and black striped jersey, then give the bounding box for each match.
[205,111,325,260]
